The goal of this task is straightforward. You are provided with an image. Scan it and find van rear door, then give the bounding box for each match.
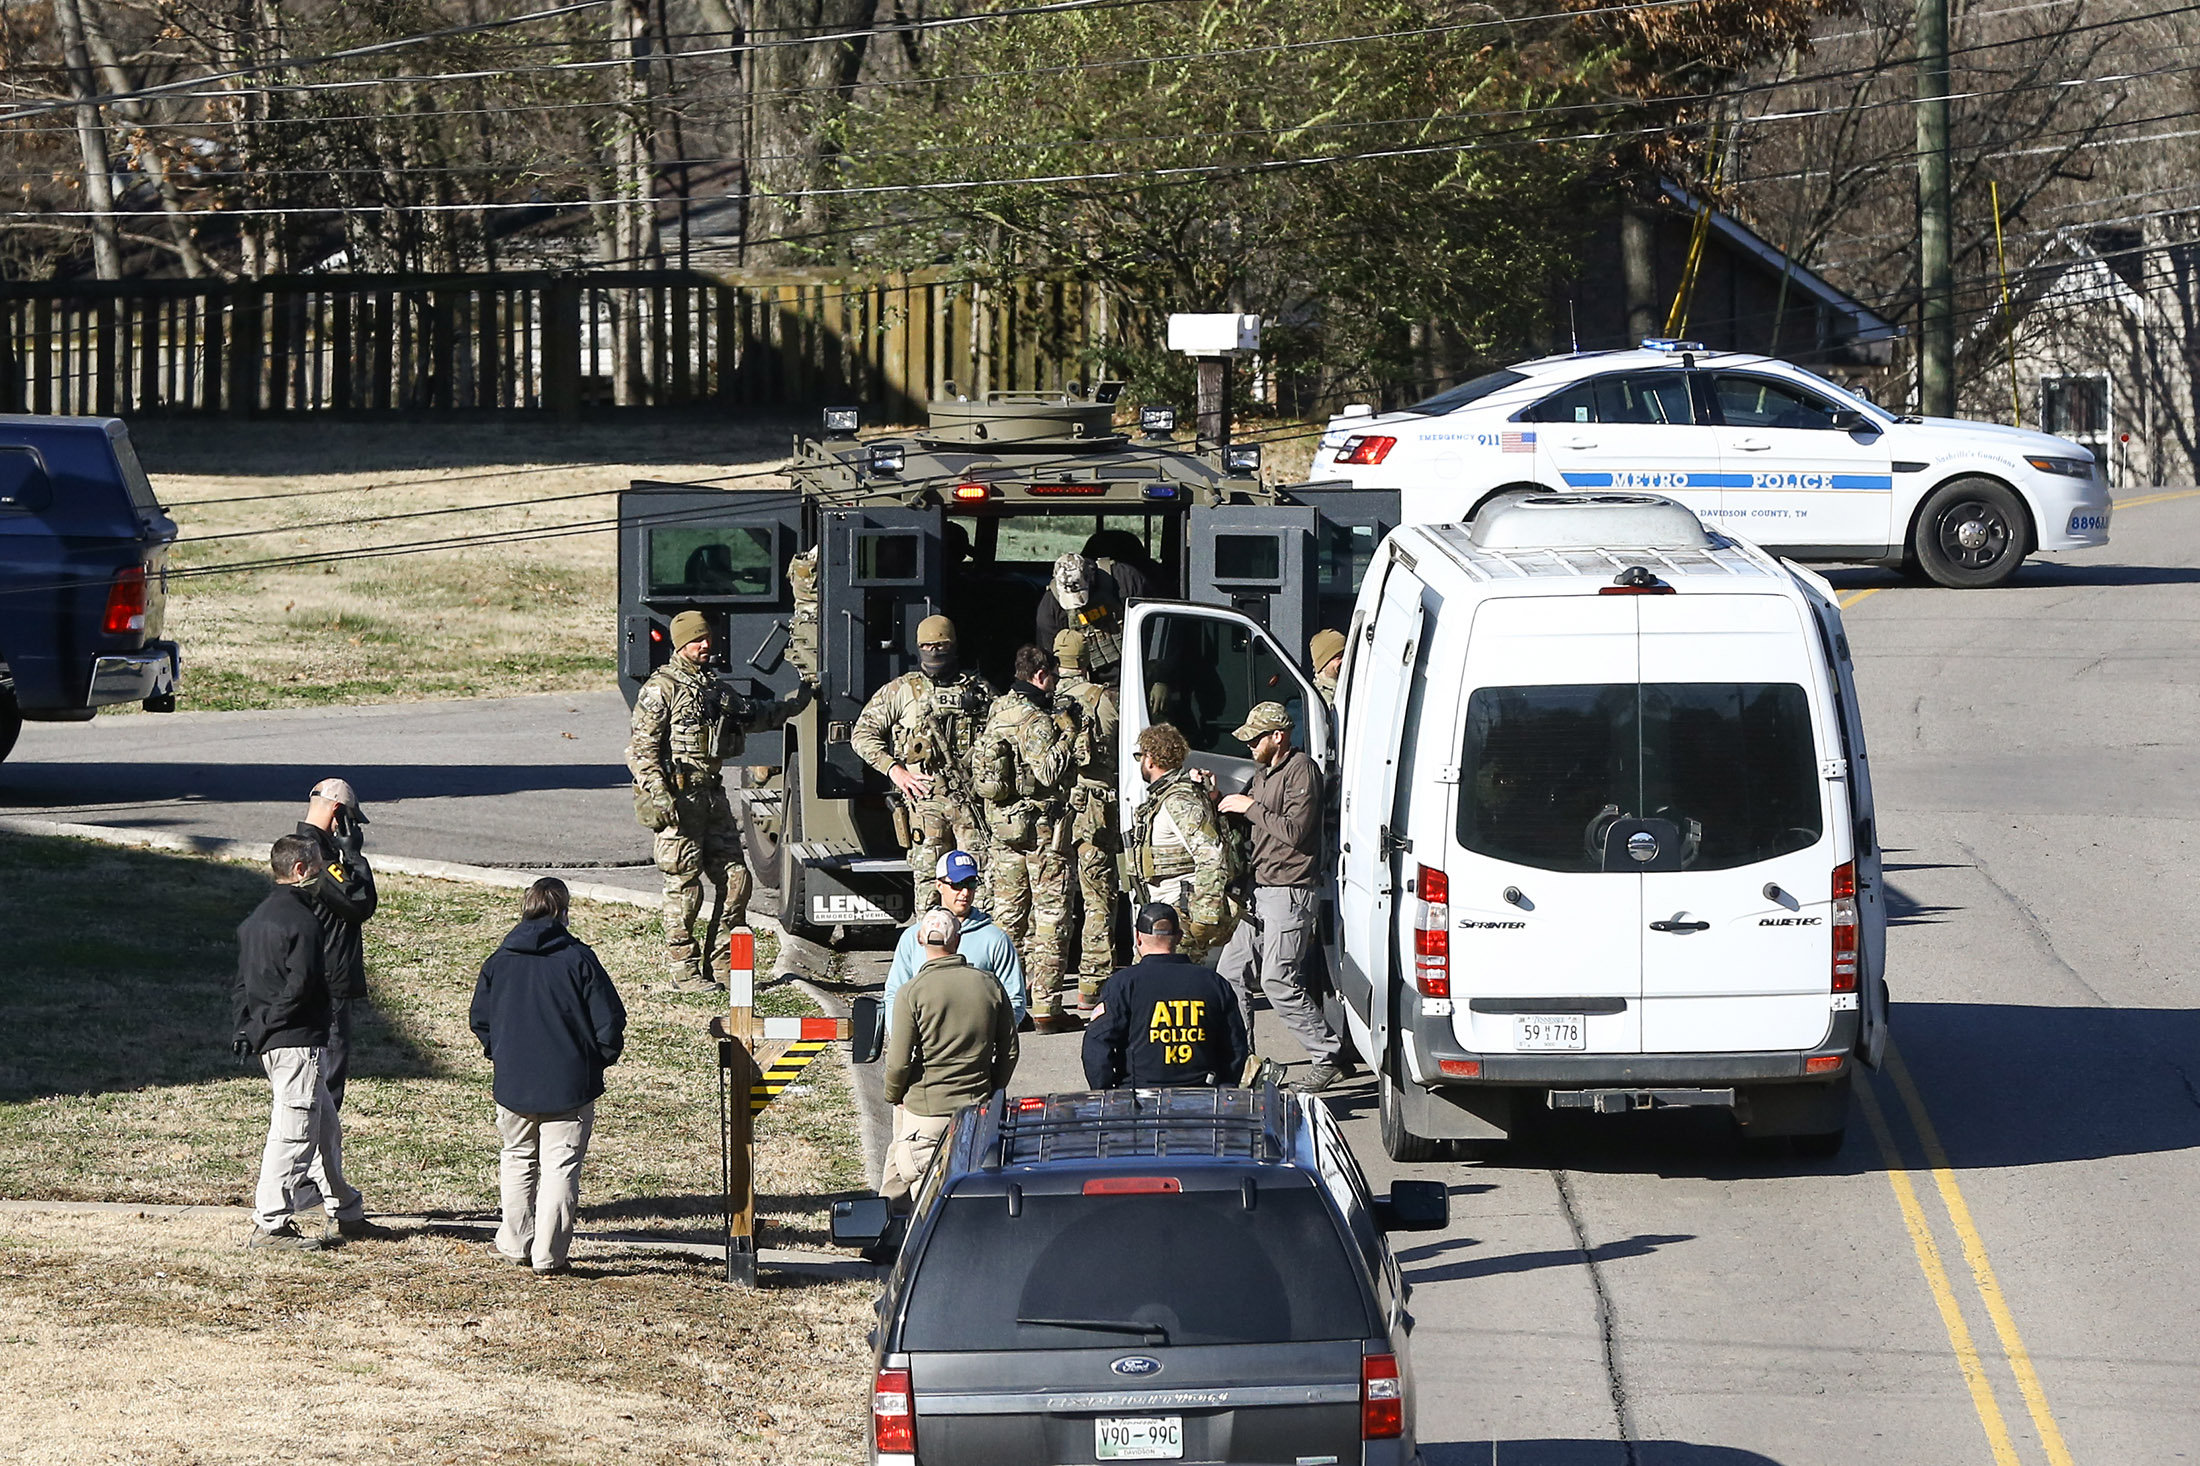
[1448,596,1644,1055]
[1336,559,1427,1043]
[1635,594,1841,1053]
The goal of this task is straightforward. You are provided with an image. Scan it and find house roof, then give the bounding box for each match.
[1658,179,1900,350]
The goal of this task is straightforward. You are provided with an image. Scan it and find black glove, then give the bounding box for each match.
[231,1033,253,1058]
[334,809,366,856]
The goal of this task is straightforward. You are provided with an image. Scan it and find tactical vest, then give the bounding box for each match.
[652,661,740,778]
[1133,771,1214,881]
[1060,674,1115,783]
[895,672,988,773]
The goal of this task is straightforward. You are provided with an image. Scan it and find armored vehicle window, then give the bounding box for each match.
[855,529,923,585]
[1459,683,1821,873]
[648,526,776,600]
[1410,368,1527,415]
[0,448,51,512]
[994,513,1105,566]
[900,1186,1371,1351]
[1213,532,1282,583]
[1142,616,1306,759]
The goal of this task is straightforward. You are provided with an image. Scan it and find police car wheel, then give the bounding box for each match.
[1912,477,2027,589]
[0,687,19,765]
[1378,1058,1442,1163]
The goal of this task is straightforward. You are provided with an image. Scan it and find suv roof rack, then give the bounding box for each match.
[978,1084,1293,1169]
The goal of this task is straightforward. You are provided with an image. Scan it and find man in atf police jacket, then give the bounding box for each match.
[1082,903,1249,1089]
[295,777,378,1108]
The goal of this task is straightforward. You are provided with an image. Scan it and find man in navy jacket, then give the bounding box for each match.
[469,878,627,1276]
[1082,903,1249,1089]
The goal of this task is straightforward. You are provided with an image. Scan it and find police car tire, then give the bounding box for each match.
[0,688,19,766]
[1911,477,2028,589]
[1378,1057,1442,1163]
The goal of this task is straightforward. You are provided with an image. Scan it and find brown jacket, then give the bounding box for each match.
[884,954,1020,1117]
[1242,745,1322,888]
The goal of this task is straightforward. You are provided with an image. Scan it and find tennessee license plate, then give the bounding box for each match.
[1515,1014,1586,1051]
[1096,1415,1183,1460]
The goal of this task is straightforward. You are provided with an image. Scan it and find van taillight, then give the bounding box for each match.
[1413,864,1449,999]
[1362,1352,1403,1438]
[873,1367,914,1455]
[104,565,147,635]
[1831,861,1858,993]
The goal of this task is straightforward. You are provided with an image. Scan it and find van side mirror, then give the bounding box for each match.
[1373,1179,1449,1232]
[850,996,885,1063]
[831,1195,892,1248]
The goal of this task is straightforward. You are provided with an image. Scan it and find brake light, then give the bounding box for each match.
[1362,1353,1403,1439]
[952,481,992,503]
[1413,864,1449,999]
[1438,1059,1480,1078]
[1082,1176,1182,1195]
[103,565,147,635]
[1806,1054,1845,1075]
[1026,482,1106,496]
[1014,1096,1046,1112]
[1338,435,1396,466]
[1831,860,1858,993]
[873,1367,914,1455]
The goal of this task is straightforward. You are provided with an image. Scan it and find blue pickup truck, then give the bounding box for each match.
[0,415,181,763]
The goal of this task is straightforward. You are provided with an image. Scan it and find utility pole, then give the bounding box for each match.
[1916,0,1955,416]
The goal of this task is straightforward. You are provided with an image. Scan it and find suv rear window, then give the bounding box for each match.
[1459,682,1821,873]
[900,1185,1372,1351]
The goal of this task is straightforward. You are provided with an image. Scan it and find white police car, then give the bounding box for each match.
[1311,340,2113,587]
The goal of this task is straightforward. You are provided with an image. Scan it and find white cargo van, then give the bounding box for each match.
[1117,492,1888,1156]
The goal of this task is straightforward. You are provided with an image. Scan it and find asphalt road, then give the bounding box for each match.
[9,497,2200,1464]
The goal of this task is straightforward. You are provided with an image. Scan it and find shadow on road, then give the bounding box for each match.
[2014,561,2200,588]
[1397,1231,1693,1285]
[0,760,630,810]
[1883,878,1962,927]
[1427,1445,1788,1465]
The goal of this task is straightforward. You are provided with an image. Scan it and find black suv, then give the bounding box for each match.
[833,1085,1448,1466]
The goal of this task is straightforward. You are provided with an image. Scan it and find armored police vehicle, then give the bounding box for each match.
[616,387,1395,933]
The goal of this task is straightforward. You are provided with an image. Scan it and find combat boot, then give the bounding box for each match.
[669,956,719,993]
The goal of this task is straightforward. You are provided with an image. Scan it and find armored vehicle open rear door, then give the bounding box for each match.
[1188,485,1399,684]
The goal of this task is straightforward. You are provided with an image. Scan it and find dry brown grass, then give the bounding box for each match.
[129,419,799,712]
[0,1208,871,1465]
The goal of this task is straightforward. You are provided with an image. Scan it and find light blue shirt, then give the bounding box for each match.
[884,907,1027,1032]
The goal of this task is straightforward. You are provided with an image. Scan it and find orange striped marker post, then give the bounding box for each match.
[723,927,762,1284]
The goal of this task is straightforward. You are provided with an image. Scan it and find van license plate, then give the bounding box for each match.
[1515,1014,1586,1051]
[1096,1415,1183,1460]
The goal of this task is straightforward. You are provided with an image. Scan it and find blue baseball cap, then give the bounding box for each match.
[934,850,980,885]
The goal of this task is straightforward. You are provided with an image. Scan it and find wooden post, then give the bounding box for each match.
[724,927,762,1286]
[227,285,261,418]
[545,275,581,422]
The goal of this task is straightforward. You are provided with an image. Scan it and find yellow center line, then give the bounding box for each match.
[2112,488,2200,510]
[1859,1078,2025,1466]
[1886,1043,2078,1466]
[1838,586,1886,610]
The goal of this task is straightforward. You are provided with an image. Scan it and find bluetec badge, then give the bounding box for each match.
[1111,1355,1164,1377]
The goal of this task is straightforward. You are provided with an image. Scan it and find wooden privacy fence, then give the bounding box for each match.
[0,270,1110,421]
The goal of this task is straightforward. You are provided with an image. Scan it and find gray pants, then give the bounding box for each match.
[253,1046,364,1231]
[496,1102,595,1271]
[1217,886,1341,1064]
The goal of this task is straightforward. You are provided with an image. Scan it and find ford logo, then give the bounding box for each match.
[1110,1356,1163,1378]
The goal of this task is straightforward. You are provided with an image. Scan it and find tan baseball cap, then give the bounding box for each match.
[1232,701,1292,743]
[669,609,711,649]
[309,777,369,824]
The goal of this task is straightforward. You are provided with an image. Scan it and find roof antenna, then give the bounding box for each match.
[1569,296,1580,354]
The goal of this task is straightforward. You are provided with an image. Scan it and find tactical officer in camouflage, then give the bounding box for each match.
[976,644,1081,1031]
[851,614,995,916]
[1309,628,1346,713]
[1053,629,1121,1011]
[1126,723,1232,963]
[628,610,813,991]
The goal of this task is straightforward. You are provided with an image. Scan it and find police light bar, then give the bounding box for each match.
[822,405,861,436]
[1640,338,1705,354]
[1224,443,1263,475]
[1140,405,1177,435]
[868,442,907,475]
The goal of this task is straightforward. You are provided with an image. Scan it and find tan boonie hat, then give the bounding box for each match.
[1050,553,1091,611]
[916,613,957,645]
[1309,628,1346,669]
[1052,629,1087,669]
[669,610,711,649]
[309,777,369,824]
[1232,700,1292,743]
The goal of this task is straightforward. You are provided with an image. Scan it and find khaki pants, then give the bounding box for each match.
[879,1107,954,1209]
[253,1046,364,1232]
[495,1102,595,1271]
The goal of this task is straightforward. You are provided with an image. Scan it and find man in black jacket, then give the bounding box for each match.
[469,878,627,1277]
[1082,903,1249,1089]
[296,777,378,1108]
[234,834,371,1250]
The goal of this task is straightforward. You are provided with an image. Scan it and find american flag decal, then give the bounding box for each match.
[1501,430,1536,453]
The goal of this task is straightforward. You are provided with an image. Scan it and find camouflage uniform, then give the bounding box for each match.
[628,657,806,983]
[1314,670,1338,712]
[1057,663,1121,1001]
[1127,767,1230,964]
[851,668,994,914]
[975,683,1079,1019]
